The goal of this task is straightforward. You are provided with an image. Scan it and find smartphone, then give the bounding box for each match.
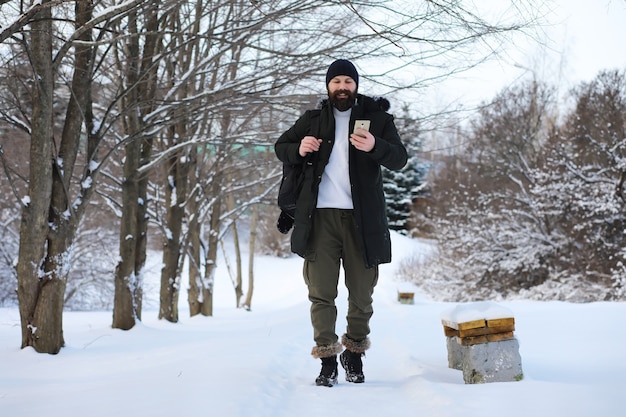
[353,120,370,136]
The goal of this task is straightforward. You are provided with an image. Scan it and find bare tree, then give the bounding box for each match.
[418,80,557,300]
[15,0,79,353]
[4,0,157,351]
[0,0,549,350]
[7,0,114,352]
[112,0,165,329]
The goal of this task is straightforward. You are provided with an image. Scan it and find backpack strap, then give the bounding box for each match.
[276,109,322,234]
[309,109,321,138]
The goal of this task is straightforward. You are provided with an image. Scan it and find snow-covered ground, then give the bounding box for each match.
[1,232,624,416]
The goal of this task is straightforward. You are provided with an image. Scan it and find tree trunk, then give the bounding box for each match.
[225,191,243,307]
[187,147,206,317]
[201,178,223,317]
[112,132,150,328]
[113,7,142,330]
[39,0,95,353]
[16,2,56,352]
[231,220,243,308]
[112,2,160,329]
[113,137,141,329]
[187,201,203,317]
[159,143,189,322]
[158,15,192,321]
[242,202,258,310]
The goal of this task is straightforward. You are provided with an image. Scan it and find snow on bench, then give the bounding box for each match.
[440,301,515,345]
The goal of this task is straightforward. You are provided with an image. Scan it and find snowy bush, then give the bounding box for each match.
[407,71,626,302]
[0,216,18,307]
[63,227,118,311]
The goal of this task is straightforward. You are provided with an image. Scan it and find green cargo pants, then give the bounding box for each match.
[303,208,379,348]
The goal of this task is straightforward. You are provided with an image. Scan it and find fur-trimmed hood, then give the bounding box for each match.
[316,94,390,113]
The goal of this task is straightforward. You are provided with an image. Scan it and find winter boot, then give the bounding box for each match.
[315,355,338,387]
[340,349,365,383]
[340,334,370,383]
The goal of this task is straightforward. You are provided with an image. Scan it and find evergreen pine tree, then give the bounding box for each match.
[383,107,429,233]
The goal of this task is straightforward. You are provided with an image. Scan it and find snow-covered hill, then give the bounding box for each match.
[1,232,623,416]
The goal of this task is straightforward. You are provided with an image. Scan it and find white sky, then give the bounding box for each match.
[552,0,626,82]
[427,0,626,110]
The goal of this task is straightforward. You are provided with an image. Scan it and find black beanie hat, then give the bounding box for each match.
[325,59,359,88]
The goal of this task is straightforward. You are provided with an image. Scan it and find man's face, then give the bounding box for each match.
[327,75,357,111]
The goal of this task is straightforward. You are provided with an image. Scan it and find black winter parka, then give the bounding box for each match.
[274,94,408,268]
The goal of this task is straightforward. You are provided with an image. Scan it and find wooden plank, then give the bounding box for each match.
[458,335,488,346]
[487,318,515,328]
[458,324,515,338]
[443,317,514,330]
[487,332,514,342]
[443,326,459,337]
[442,319,486,330]
[457,319,487,330]
[458,331,515,346]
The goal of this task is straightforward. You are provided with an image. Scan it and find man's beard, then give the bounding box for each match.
[329,89,357,111]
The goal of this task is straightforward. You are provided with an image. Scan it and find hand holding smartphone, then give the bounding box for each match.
[353,120,370,137]
[350,120,375,152]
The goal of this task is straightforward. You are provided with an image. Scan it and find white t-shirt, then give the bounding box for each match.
[317,108,353,209]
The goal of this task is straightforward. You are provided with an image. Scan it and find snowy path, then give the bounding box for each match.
[1,233,625,416]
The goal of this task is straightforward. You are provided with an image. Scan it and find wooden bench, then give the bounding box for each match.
[441,302,523,383]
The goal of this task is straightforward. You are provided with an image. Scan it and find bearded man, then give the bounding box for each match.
[275,59,408,387]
